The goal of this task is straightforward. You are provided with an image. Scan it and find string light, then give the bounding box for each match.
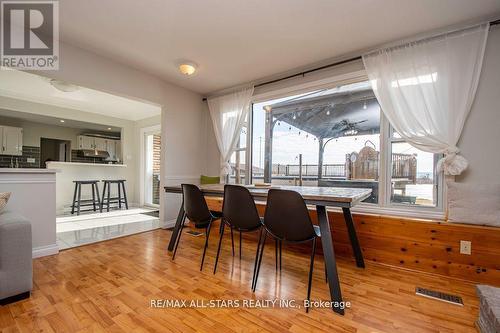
[326,109,330,115]
[293,114,297,120]
[363,101,367,110]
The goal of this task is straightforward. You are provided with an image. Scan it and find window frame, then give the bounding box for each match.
[383,124,444,213]
[248,71,445,219]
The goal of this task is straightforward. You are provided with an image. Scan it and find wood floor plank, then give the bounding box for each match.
[0,228,481,333]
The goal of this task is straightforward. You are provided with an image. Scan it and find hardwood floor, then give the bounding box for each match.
[0,225,480,333]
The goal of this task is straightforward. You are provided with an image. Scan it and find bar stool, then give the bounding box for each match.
[71,180,101,215]
[101,180,129,212]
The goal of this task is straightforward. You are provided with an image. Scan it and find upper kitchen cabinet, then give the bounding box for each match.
[0,126,23,156]
[77,135,121,161]
[94,137,108,151]
[78,135,95,150]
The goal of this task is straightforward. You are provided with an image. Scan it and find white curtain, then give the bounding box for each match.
[363,23,489,175]
[208,86,254,181]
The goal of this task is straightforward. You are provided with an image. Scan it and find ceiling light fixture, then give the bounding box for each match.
[49,79,80,92]
[59,119,65,123]
[363,101,367,110]
[107,127,112,130]
[178,62,197,76]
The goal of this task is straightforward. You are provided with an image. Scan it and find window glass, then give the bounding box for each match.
[252,81,380,203]
[390,142,437,207]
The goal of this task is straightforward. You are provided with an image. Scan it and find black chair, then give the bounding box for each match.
[252,189,322,313]
[172,184,222,271]
[213,185,277,275]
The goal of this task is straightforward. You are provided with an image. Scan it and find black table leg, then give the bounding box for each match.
[342,207,365,268]
[167,201,185,251]
[71,183,77,215]
[316,205,344,315]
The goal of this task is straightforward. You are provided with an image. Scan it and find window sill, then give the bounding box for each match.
[326,203,445,221]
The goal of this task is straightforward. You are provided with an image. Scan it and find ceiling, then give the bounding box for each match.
[0,69,161,121]
[270,83,379,139]
[58,0,500,95]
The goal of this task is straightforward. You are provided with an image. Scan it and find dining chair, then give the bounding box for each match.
[172,184,222,271]
[213,185,281,280]
[252,188,321,313]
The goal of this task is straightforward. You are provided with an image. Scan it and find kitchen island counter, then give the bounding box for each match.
[46,161,127,167]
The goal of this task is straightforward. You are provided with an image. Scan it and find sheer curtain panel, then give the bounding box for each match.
[208,86,254,181]
[363,23,489,175]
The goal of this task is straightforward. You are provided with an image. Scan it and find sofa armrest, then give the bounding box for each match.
[0,212,33,299]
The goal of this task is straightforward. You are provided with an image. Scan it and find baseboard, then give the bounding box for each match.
[32,243,59,258]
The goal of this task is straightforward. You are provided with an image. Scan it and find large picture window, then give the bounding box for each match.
[248,79,441,211]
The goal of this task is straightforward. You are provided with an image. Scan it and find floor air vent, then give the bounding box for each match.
[415,287,463,306]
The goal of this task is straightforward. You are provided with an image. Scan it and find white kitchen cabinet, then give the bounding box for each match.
[77,135,121,160]
[0,126,23,156]
[106,139,116,160]
[105,139,121,161]
[94,137,107,151]
[115,140,122,162]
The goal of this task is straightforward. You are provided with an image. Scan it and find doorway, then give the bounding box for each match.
[142,125,161,207]
[40,137,71,168]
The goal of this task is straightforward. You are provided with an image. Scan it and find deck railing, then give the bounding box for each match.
[273,164,345,177]
[234,154,416,182]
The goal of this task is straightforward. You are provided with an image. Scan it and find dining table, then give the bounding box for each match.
[164,184,372,315]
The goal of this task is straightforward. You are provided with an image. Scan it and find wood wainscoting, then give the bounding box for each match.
[206,197,500,285]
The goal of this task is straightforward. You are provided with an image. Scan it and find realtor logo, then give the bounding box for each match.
[1,0,59,70]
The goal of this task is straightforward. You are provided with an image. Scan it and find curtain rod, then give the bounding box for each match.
[202,18,500,101]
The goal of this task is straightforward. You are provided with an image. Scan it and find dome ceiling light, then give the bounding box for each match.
[178,62,197,76]
[49,79,80,92]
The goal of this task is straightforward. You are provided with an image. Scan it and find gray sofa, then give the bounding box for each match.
[0,210,32,304]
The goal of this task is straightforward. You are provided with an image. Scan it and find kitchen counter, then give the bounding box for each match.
[46,161,127,168]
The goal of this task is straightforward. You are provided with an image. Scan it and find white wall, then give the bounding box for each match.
[456,26,500,185]
[0,170,58,258]
[202,103,221,177]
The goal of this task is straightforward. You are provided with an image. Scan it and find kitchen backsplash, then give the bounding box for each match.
[70,150,107,164]
[0,146,40,168]
[0,147,112,168]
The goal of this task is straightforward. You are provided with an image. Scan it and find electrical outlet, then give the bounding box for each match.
[460,240,471,255]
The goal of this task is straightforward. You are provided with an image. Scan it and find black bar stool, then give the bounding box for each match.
[71,180,101,215]
[101,180,129,212]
